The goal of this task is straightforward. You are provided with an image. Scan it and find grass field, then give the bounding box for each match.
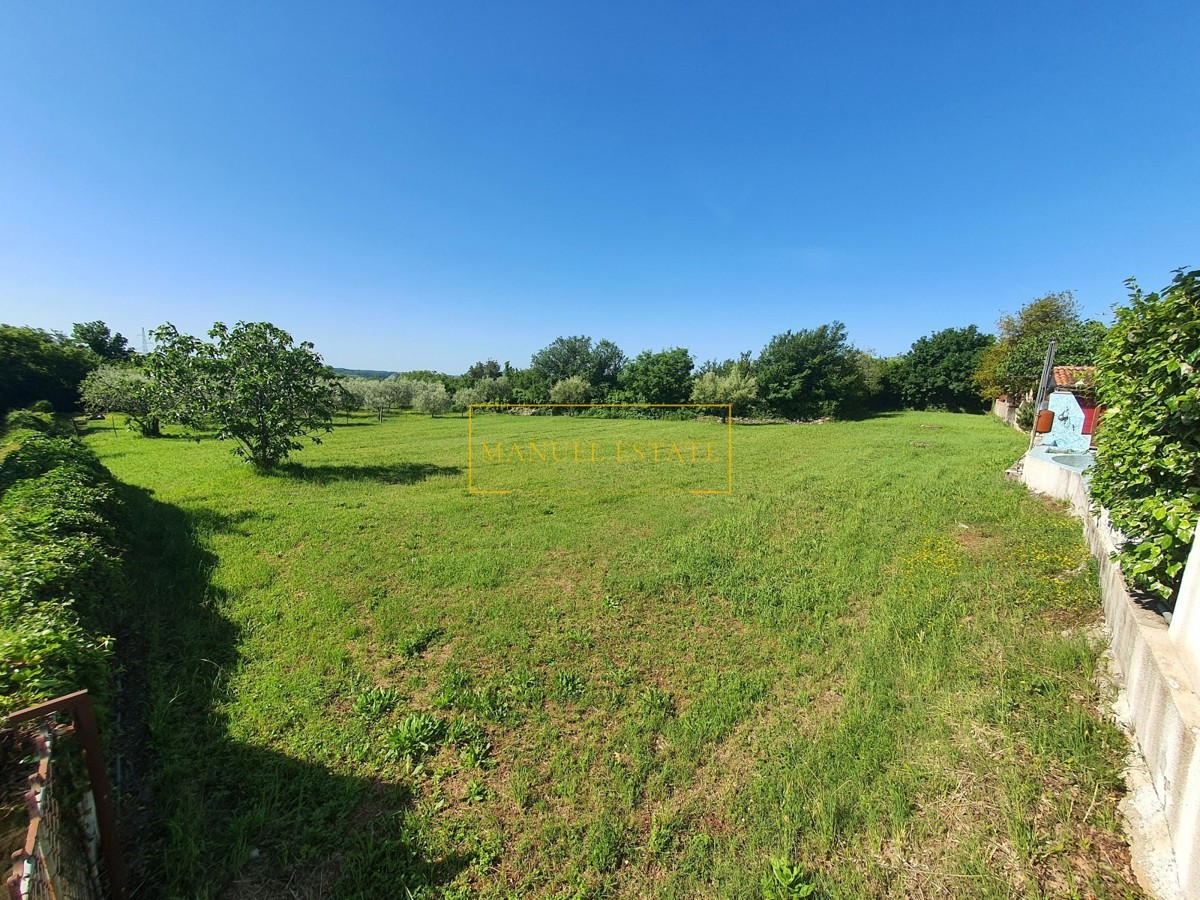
[86,410,1140,899]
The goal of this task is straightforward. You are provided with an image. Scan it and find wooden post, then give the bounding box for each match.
[7,690,129,899]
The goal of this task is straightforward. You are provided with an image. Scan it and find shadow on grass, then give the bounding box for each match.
[110,482,466,898]
[274,461,463,486]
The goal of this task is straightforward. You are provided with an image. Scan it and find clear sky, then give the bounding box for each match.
[1,2,1196,373]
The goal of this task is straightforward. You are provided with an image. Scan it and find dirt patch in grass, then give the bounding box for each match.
[954,523,1003,556]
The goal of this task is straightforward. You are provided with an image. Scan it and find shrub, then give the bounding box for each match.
[1091,269,1200,602]
[0,434,124,717]
[1015,400,1035,432]
[3,409,76,440]
[549,375,591,406]
[4,409,49,435]
[755,322,866,420]
[900,326,994,411]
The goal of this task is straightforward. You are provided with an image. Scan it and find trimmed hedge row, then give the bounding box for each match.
[1092,269,1200,602]
[0,422,125,717]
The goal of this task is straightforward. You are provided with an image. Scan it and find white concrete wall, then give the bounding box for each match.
[1169,540,1200,703]
[1021,455,1200,896]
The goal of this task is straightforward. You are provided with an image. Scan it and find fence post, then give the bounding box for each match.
[6,690,128,899]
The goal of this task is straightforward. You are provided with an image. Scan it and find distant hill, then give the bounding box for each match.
[331,367,398,380]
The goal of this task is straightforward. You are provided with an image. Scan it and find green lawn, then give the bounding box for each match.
[87,411,1139,899]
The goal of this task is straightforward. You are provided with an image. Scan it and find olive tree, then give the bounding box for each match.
[477,375,513,403]
[330,379,363,421]
[451,385,487,416]
[80,364,161,436]
[358,379,392,421]
[550,375,591,408]
[690,368,758,420]
[412,381,451,416]
[149,321,335,470]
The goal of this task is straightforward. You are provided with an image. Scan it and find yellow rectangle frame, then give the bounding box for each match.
[467,403,733,495]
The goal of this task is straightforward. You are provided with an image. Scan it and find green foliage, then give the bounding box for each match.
[690,367,760,419]
[761,858,817,899]
[618,347,695,404]
[4,409,51,435]
[465,359,502,381]
[755,322,865,420]
[975,291,1106,401]
[386,712,446,762]
[530,336,625,392]
[352,686,405,718]
[1015,399,1035,431]
[584,817,625,873]
[149,321,336,469]
[451,385,485,415]
[549,375,592,406]
[901,326,994,411]
[399,625,443,658]
[856,352,905,412]
[0,324,97,414]
[71,321,132,361]
[80,364,161,436]
[2,409,77,439]
[0,433,123,717]
[1091,269,1200,601]
[412,381,451,417]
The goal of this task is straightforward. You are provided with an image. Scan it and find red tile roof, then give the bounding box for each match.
[1052,366,1097,389]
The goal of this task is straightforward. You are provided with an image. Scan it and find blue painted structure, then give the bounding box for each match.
[1042,389,1091,452]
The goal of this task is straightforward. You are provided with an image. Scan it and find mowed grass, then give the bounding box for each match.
[86,411,1140,899]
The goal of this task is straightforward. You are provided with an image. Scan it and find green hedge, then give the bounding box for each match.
[0,430,124,717]
[1091,269,1200,602]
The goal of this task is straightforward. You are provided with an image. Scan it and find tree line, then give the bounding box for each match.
[1,290,1110,469]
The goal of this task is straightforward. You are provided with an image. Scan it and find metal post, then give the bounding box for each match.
[1027,338,1057,453]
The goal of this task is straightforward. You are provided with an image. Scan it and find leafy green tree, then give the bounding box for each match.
[451,385,487,416]
[71,321,132,361]
[1091,269,1200,602]
[412,381,450,416]
[975,291,1106,400]
[80,364,161,435]
[383,376,418,409]
[149,321,335,470]
[508,367,550,404]
[755,322,865,420]
[531,336,625,391]
[466,359,502,382]
[619,348,695,404]
[690,368,759,420]
[477,375,513,403]
[0,325,97,413]
[900,326,994,411]
[356,379,392,421]
[857,353,905,412]
[330,379,363,420]
[549,375,591,407]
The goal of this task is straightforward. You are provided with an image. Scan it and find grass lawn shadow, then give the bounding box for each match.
[275,461,462,485]
[109,482,466,897]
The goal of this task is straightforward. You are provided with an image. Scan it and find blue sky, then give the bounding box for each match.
[1,2,1196,372]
